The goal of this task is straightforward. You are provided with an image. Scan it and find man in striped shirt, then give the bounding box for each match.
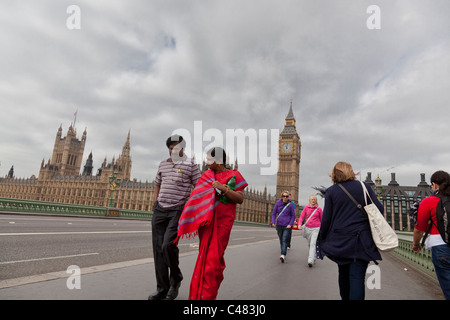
[149,135,201,300]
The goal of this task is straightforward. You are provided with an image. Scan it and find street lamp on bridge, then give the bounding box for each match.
[107,172,121,217]
[375,174,383,200]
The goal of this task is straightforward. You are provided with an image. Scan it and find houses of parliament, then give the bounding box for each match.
[0,104,303,223]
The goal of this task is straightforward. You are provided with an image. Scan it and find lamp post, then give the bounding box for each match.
[108,172,121,208]
[375,174,382,200]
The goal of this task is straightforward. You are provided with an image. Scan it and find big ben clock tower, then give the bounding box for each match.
[276,100,301,206]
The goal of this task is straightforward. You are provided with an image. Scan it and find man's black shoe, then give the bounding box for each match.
[148,290,168,300]
[163,282,181,300]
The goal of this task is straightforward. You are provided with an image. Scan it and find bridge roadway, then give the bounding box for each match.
[0,213,444,301]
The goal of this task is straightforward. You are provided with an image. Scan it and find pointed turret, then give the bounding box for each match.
[82,127,87,142]
[286,98,295,119]
[122,130,131,156]
[57,124,63,138]
[82,152,93,176]
[281,99,297,134]
[8,165,14,178]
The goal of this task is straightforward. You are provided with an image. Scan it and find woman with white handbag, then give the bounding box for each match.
[316,161,384,300]
[298,194,323,267]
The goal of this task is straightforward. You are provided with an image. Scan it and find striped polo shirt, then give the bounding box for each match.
[155,156,201,208]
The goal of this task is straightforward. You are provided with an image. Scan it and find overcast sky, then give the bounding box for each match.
[1,0,449,206]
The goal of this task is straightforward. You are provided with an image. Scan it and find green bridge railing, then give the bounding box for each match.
[0,197,153,220]
[393,231,437,281]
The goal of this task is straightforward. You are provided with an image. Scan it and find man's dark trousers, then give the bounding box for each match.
[152,201,184,294]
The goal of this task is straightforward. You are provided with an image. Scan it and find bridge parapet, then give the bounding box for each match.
[393,231,437,281]
[0,197,153,220]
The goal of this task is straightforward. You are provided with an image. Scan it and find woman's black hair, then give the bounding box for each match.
[431,170,450,196]
[207,147,227,165]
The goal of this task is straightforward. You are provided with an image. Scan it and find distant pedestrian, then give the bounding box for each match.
[287,193,296,249]
[413,170,450,300]
[298,194,323,267]
[148,135,201,300]
[317,161,383,300]
[271,191,296,263]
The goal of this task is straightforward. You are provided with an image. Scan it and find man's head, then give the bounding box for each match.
[166,135,186,161]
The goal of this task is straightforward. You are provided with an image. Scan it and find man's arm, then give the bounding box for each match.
[153,161,162,204]
[154,184,160,203]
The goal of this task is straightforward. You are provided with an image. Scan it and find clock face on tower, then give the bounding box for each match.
[281,142,292,154]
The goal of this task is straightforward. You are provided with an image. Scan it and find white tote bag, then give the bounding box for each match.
[339,182,398,252]
[360,181,398,251]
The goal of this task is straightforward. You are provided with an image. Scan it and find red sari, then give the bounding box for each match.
[176,168,247,300]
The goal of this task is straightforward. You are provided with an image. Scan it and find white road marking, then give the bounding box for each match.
[0,252,100,265]
[232,237,255,241]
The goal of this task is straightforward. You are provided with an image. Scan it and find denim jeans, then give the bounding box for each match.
[337,259,369,300]
[431,244,450,300]
[276,225,292,256]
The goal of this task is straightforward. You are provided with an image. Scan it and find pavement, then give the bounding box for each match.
[0,232,444,301]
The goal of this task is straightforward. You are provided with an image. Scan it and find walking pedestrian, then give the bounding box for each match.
[176,147,248,300]
[413,170,450,300]
[298,194,323,267]
[148,135,201,300]
[317,161,383,300]
[271,191,296,263]
[287,193,296,250]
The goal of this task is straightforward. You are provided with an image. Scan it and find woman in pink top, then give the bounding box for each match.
[299,194,323,267]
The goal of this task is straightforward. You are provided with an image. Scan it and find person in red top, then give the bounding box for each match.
[413,170,450,300]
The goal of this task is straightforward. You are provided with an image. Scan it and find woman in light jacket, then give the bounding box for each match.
[317,161,383,300]
[299,194,323,267]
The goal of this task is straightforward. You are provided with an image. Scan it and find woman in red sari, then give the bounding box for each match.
[176,147,248,300]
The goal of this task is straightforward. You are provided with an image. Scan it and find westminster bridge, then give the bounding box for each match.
[0,197,444,306]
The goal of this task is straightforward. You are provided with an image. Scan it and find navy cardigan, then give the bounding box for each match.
[317,180,383,265]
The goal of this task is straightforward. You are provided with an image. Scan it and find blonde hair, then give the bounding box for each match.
[330,161,356,184]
